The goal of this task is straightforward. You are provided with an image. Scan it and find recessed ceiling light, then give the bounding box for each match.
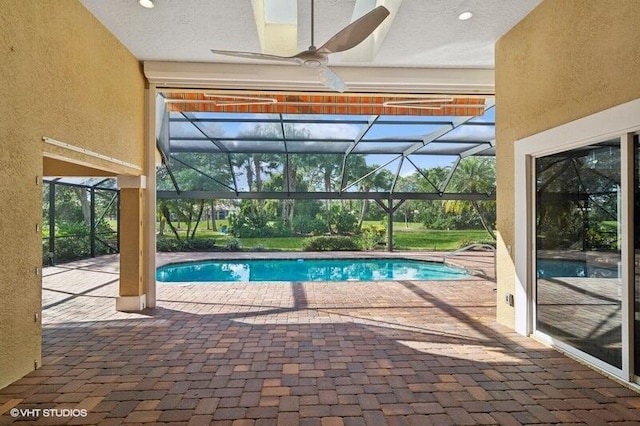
[139,0,154,9]
[458,11,473,21]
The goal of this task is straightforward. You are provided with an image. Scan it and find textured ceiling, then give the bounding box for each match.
[80,0,542,69]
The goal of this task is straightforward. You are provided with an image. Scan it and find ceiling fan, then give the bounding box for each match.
[211,1,390,92]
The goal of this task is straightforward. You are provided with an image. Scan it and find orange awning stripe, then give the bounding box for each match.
[164,93,486,116]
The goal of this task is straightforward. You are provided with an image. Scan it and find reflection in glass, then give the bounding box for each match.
[536,139,622,368]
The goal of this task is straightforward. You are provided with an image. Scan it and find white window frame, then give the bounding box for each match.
[514,98,640,381]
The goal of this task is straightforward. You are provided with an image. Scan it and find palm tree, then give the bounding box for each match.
[443,157,496,239]
[292,153,342,233]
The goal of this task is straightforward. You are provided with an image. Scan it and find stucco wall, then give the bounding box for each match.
[495,0,640,327]
[0,0,144,388]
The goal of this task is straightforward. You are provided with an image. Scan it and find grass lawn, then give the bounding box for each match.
[158,221,493,251]
[364,221,492,250]
[393,229,491,250]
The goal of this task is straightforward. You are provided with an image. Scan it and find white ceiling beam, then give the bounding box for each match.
[144,61,494,94]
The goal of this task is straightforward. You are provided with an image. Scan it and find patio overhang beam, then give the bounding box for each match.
[157,191,495,201]
[145,61,495,94]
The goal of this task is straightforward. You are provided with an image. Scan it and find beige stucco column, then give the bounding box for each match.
[116,175,147,311]
[144,87,158,309]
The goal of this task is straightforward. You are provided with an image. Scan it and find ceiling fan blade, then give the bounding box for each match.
[318,6,390,54]
[318,66,346,92]
[211,49,297,63]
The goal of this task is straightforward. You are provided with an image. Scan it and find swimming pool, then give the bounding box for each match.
[156,258,469,283]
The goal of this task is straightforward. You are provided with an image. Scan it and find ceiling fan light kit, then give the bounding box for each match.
[211,2,390,93]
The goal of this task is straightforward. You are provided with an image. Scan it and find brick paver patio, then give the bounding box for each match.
[1,251,640,425]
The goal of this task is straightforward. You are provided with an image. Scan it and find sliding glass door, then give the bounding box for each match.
[535,140,622,369]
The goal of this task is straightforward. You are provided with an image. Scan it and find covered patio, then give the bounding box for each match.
[2,252,640,424]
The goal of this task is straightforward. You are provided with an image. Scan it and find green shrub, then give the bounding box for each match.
[156,236,183,252]
[156,237,216,252]
[331,208,359,235]
[457,239,496,249]
[228,205,272,237]
[55,234,90,262]
[271,219,293,237]
[48,220,117,264]
[292,216,325,235]
[360,225,386,251]
[302,236,361,251]
[185,238,217,251]
[225,238,242,251]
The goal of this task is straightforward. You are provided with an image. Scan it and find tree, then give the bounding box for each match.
[393,177,421,228]
[398,167,459,229]
[442,157,496,238]
[345,155,394,227]
[156,151,234,240]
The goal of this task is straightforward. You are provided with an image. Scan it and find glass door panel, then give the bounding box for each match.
[536,139,622,369]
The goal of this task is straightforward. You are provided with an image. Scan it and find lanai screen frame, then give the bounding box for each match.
[155,91,497,250]
[42,177,120,264]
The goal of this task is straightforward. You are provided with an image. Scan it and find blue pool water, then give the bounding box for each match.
[536,258,619,278]
[156,258,469,283]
